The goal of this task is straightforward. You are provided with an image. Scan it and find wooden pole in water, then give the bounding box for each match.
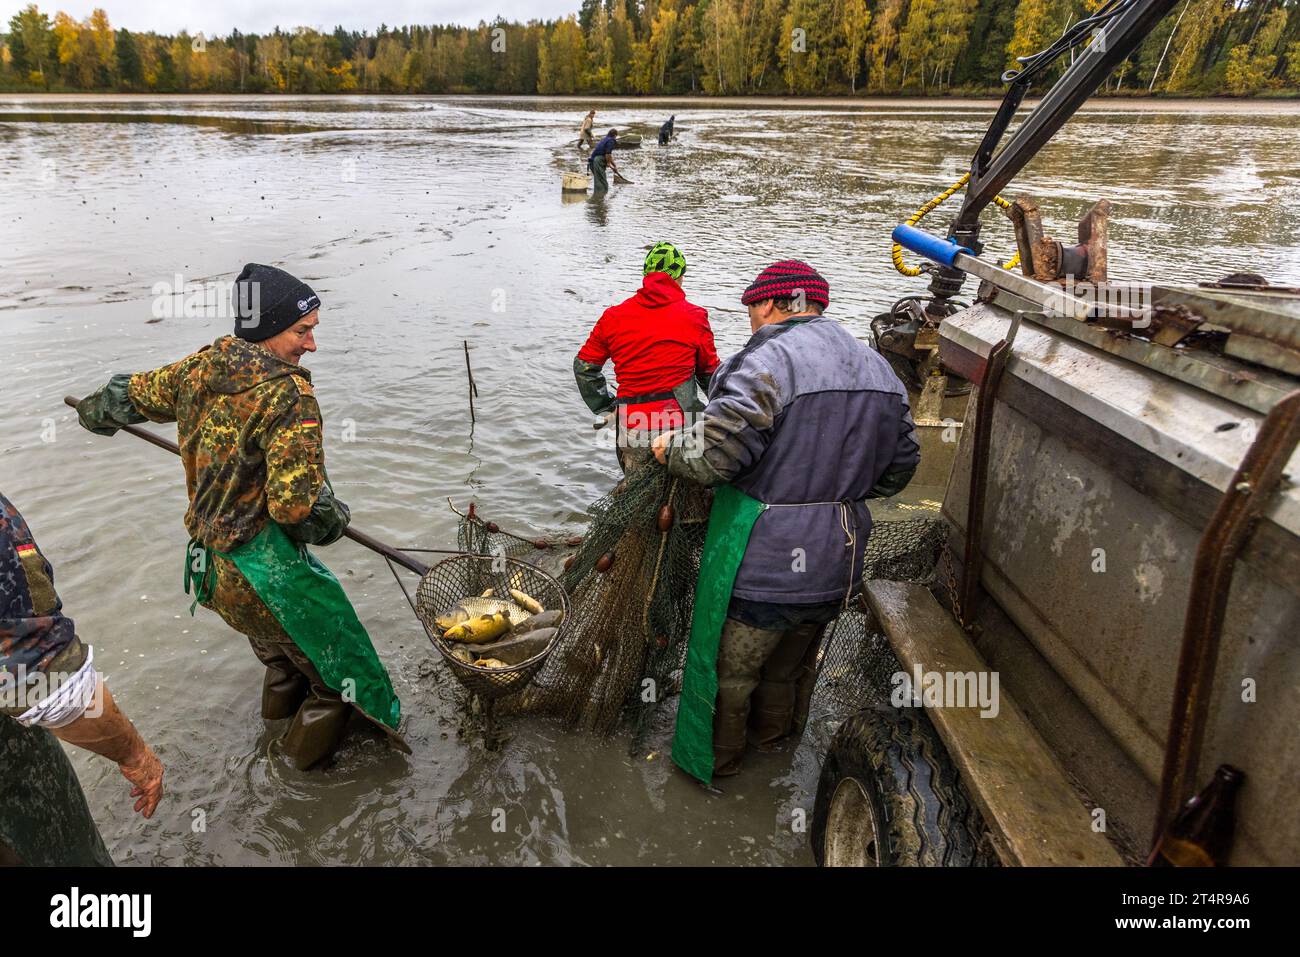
[464,339,478,425]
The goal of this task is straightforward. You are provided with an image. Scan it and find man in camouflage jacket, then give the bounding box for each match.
[75,263,399,770]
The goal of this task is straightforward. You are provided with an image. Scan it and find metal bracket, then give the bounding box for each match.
[956,313,1025,628]
[1030,199,1111,284]
[1009,196,1044,278]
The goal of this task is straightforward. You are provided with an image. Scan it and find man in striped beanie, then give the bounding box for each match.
[655,259,920,782]
[738,259,831,320]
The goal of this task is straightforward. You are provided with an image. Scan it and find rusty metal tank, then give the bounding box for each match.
[934,282,1300,864]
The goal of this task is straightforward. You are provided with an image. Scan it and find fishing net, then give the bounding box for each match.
[495,458,710,737]
[414,553,571,705]
[812,517,948,713]
[455,465,948,740]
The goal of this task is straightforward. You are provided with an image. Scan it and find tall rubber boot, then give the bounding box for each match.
[713,619,785,777]
[789,626,826,737]
[748,680,796,749]
[280,696,351,771]
[749,623,824,748]
[261,663,309,720]
[712,701,750,778]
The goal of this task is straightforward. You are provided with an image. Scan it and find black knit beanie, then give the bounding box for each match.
[232,263,321,342]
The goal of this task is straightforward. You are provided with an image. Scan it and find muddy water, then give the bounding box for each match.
[3,95,1299,866]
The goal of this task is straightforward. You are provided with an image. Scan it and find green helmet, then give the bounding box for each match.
[644,241,687,280]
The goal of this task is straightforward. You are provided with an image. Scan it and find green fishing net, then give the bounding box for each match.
[456,466,947,738]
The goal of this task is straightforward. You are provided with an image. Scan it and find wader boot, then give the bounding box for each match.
[591,154,610,192]
[248,633,351,770]
[281,693,351,771]
[789,624,825,737]
[712,619,787,777]
[247,634,311,720]
[0,718,113,866]
[261,660,310,720]
[748,623,824,749]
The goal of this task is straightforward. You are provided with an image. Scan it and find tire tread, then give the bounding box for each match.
[811,706,999,867]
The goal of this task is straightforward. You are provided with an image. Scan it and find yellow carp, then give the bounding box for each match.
[435,597,526,632]
[509,589,545,616]
[443,611,513,644]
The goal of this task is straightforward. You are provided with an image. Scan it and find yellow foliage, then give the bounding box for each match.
[52,11,78,65]
[840,0,871,91]
[869,0,904,91]
[89,8,113,65]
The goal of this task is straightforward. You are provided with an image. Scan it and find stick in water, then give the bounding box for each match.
[463,340,477,425]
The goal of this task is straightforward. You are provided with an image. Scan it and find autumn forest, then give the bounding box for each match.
[2,1,1299,97]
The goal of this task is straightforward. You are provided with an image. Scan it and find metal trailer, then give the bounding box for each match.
[813,277,1300,866]
[808,0,1298,867]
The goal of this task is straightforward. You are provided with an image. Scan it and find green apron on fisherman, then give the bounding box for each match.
[77,263,407,770]
[653,261,921,782]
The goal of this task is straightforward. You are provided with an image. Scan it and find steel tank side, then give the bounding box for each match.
[937,303,1300,866]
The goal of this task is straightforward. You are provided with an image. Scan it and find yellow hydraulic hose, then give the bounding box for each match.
[891,173,1021,277]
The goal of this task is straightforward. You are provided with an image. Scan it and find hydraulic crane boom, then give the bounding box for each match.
[925,0,1181,312]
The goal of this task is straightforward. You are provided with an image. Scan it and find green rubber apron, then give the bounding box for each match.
[671,484,766,784]
[184,522,402,732]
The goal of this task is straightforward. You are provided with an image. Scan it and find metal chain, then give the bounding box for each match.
[941,545,967,632]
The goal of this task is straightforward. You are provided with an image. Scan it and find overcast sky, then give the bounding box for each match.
[2,1,580,34]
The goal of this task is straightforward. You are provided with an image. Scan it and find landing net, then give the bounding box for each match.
[455,467,947,738]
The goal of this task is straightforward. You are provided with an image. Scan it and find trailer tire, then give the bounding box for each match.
[811,705,996,867]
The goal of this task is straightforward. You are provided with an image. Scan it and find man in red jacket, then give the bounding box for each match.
[575,242,720,472]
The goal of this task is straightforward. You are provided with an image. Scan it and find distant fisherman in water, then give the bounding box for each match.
[578,109,596,148]
[654,260,920,782]
[658,115,676,146]
[76,264,410,771]
[1,492,164,865]
[575,242,719,472]
[588,128,620,192]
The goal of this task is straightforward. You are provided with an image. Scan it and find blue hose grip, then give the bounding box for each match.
[891,224,973,268]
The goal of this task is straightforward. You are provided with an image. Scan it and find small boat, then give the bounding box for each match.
[616,133,642,148]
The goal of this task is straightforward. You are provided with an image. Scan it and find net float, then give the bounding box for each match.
[657,505,675,531]
[595,551,614,573]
